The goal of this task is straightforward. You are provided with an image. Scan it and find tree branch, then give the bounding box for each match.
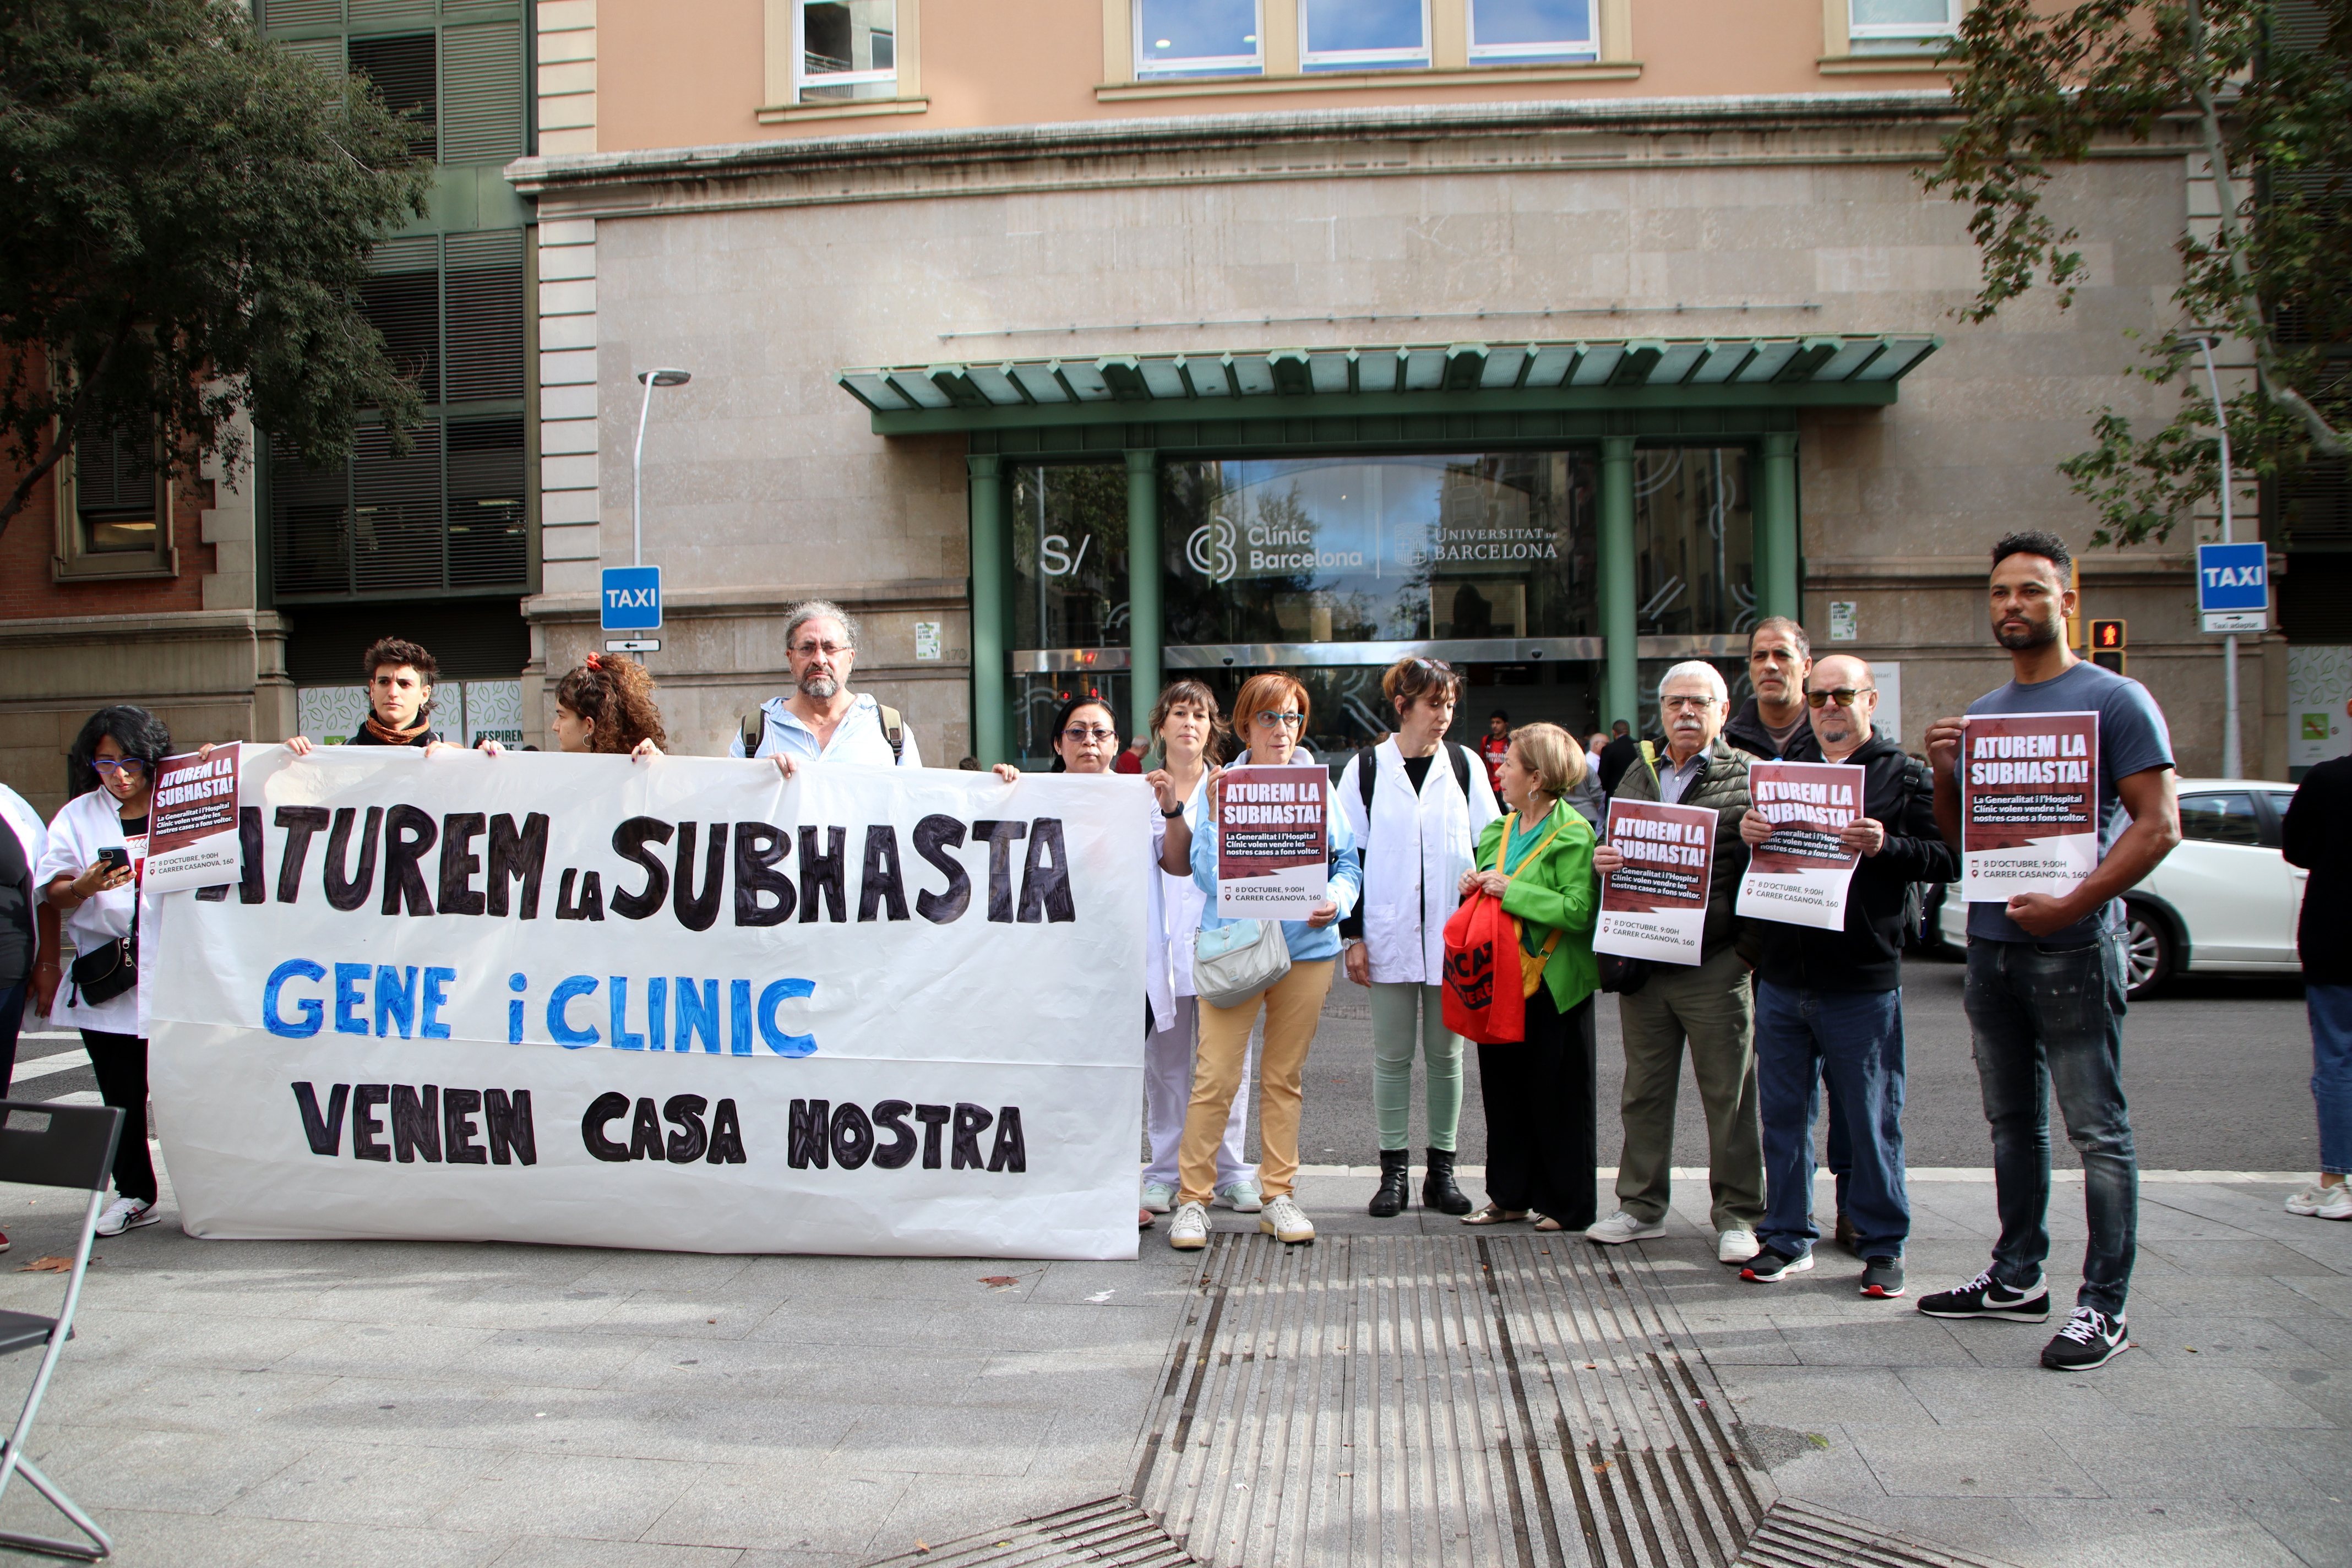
[0,313,137,542]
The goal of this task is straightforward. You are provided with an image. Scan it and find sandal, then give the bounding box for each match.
[1531,1213,1564,1232]
[1462,1204,1529,1226]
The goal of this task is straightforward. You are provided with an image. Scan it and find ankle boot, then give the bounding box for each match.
[1422,1147,1473,1216]
[1367,1150,1411,1217]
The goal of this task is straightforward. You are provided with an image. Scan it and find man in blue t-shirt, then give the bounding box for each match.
[1918,531,2181,1373]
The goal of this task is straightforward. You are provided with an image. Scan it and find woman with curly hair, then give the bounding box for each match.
[478,653,666,758]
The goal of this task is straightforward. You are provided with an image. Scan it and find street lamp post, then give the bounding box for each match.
[631,368,691,570]
[2194,338,2240,780]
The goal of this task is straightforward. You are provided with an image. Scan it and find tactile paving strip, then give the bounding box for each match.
[1130,1233,1769,1568]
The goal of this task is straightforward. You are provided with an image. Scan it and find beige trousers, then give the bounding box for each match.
[1179,960,1335,1207]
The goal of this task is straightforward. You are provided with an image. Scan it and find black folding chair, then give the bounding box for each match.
[0,1101,125,1561]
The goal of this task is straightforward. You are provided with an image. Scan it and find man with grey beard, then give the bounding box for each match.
[730,600,923,770]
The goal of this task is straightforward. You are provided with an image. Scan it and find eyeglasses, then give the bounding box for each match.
[90,758,145,775]
[1660,696,1720,714]
[1254,712,1305,729]
[1062,726,1117,743]
[1805,687,1877,708]
[790,641,852,658]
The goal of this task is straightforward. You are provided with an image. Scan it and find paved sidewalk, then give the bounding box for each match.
[0,1158,2343,1565]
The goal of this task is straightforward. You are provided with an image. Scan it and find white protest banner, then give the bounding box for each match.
[1594,799,1716,964]
[1959,711,2099,901]
[1215,763,1328,917]
[1736,761,1865,932]
[145,744,244,893]
[146,746,1147,1260]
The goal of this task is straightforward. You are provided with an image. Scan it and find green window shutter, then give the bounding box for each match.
[347,0,435,25]
[440,23,525,164]
[262,0,345,29]
[443,230,525,402]
[348,31,438,160]
[351,421,446,594]
[273,34,346,74]
[72,418,159,520]
[269,434,355,597]
[363,235,442,407]
[446,417,529,588]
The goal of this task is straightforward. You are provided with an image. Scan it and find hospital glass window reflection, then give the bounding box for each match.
[1012,462,1131,651]
[1160,452,1596,649]
[1633,448,1754,641]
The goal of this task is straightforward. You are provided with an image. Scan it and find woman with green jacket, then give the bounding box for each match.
[1457,722,1603,1232]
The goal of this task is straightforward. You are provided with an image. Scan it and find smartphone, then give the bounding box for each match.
[95,847,129,874]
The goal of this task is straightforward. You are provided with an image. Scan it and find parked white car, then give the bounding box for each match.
[1937,778,2305,1000]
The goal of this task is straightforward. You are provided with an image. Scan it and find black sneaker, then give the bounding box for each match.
[1917,1268,2050,1321]
[2041,1306,2128,1371]
[1860,1256,1905,1298]
[1740,1246,1814,1283]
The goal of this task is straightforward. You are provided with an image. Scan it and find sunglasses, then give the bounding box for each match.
[1805,687,1876,708]
[1062,725,1117,743]
[91,757,146,775]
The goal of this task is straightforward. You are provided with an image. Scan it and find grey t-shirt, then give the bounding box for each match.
[1962,658,2175,945]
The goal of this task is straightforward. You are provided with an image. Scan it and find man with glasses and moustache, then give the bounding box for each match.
[1587,662,1766,1266]
[1736,656,1953,1297]
[731,600,923,771]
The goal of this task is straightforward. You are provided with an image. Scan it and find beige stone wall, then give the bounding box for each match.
[525,100,2274,774]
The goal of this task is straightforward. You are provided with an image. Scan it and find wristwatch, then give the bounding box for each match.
[1161,804,1185,818]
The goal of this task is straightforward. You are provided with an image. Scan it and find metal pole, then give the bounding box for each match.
[631,374,656,570]
[2197,337,2240,779]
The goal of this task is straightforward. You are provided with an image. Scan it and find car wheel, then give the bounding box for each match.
[2122,900,2171,1001]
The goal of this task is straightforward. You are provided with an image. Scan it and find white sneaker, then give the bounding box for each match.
[1168,1201,1210,1250]
[1259,1195,1315,1245]
[1717,1228,1762,1264]
[94,1197,157,1237]
[2285,1183,2352,1220]
[1216,1180,1264,1213]
[1585,1210,1667,1246]
[1141,1181,1177,1215]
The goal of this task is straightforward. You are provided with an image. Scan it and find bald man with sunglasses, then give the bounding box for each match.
[1735,657,1953,1297]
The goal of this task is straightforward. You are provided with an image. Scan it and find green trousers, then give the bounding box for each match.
[1611,945,1765,1232]
[1371,981,1465,1153]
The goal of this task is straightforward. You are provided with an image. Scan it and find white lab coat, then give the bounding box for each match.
[1335,740,1502,986]
[1,785,48,1018]
[35,789,145,1037]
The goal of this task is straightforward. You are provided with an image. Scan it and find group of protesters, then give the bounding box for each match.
[9,532,2351,1379]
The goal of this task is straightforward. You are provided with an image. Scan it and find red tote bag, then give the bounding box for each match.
[1441,891,1527,1046]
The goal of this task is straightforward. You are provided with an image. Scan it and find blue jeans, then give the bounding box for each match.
[1963,937,2137,1316]
[1754,982,1908,1260]
[2312,985,2352,1175]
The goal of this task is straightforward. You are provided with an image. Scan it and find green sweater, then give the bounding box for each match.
[1473,798,1599,1015]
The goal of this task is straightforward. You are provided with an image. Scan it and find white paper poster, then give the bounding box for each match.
[145,745,244,893]
[1593,799,1717,965]
[1959,711,2100,901]
[1736,761,1864,932]
[1215,763,1329,917]
[146,747,1147,1260]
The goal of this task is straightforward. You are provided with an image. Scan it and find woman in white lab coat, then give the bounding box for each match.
[1335,657,1501,1218]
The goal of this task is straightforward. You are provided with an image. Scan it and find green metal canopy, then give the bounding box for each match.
[837,334,1940,434]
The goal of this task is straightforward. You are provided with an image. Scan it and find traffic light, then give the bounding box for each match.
[2089,619,2126,674]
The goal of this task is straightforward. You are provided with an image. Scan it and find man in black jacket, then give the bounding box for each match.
[1723,617,1823,765]
[1735,655,1955,1296]
[2283,701,2352,1222]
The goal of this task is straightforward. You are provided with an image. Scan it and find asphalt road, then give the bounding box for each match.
[1218,952,2318,1179]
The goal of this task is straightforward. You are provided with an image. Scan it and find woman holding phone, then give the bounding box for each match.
[37,706,175,1237]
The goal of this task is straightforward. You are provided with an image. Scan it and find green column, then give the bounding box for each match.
[1124,449,1162,732]
[1598,435,1639,730]
[1756,432,1800,624]
[967,453,1008,765]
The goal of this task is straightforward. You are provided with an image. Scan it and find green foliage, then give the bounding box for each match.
[1923,0,2352,547]
[0,0,431,534]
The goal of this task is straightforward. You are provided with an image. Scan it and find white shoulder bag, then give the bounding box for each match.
[1191,919,1292,1009]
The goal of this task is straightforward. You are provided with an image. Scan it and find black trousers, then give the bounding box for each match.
[0,979,24,1097]
[80,1030,155,1205]
[1477,988,1598,1227]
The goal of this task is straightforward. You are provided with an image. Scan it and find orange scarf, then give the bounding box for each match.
[361,712,431,745]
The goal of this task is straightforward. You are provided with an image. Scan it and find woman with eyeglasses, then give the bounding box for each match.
[1167,673,1362,1251]
[1000,692,1207,1232]
[36,707,175,1237]
[1334,656,1500,1219]
[1457,723,1601,1233]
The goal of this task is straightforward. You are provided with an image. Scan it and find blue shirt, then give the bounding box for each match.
[727,693,921,768]
[1189,764,1362,962]
[1961,658,2174,945]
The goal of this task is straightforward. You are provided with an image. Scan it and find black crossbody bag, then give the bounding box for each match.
[69,912,137,1007]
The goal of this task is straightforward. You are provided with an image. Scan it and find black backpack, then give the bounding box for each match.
[740,704,904,764]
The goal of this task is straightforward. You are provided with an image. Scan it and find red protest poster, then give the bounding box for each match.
[1959,711,2099,901]
[1216,763,1329,918]
[1594,798,1716,963]
[1736,760,1865,931]
[146,744,243,892]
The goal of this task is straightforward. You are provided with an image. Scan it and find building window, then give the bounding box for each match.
[1135,0,1262,78]
[1848,0,1959,51]
[54,413,175,578]
[346,32,436,159]
[1468,0,1596,63]
[1299,0,1429,72]
[797,0,897,101]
